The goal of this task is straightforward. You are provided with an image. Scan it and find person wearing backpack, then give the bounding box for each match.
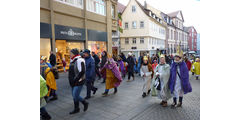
[40,75,51,120]
[68,48,89,114]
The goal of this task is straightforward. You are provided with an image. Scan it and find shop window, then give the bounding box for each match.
[55,40,84,72]
[40,38,51,61]
[87,41,106,55]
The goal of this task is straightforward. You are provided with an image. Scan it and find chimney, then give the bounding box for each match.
[144,0,147,8]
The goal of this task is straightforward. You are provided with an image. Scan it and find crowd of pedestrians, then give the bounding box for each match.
[40,48,200,120]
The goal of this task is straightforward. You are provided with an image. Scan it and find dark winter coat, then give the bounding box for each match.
[68,56,85,87]
[126,56,135,73]
[49,53,56,67]
[85,56,96,82]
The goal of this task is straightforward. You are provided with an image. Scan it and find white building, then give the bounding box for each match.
[120,0,167,58]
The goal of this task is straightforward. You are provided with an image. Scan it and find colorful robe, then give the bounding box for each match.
[152,63,172,101]
[44,67,57,96]
[169,61,192,95]
[101,58,122,89]
[193,62,200,75]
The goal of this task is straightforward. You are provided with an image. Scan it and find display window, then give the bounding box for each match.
[40,38,51,61]
[55,40,85,72]
[88,41,106,55]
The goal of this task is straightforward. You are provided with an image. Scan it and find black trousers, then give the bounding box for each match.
[86,81,97,97]
[95,66,101,79]
[128,71,134,80]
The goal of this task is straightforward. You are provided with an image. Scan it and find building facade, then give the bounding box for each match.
[112,2,125,56]
[185,26,197,51]
[197,33,200,54]
[161,11,188,55]
[120,0,167,58]
[40,0,118,71]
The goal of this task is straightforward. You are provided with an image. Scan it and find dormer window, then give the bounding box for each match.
[149,11,152,16]
[153,14,155,19]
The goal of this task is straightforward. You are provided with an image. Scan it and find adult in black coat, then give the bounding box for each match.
[120,53,127,62]
[49,51,56,67]
[100,51,107,83]
[92,52,101,80]
[126,53,135,81]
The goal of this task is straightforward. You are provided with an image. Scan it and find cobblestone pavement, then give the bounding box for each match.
[45,72,200,120]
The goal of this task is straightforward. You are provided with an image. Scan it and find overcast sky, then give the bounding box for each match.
[118,0,201,33]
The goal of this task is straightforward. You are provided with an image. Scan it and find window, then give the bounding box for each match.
[140,21,144,28]
[132,38,136,44]
[176,32,178,40]
[111,5,115,18]
[125,22,128,29]
[87,0,106,16]
[125,38,129,44]
[176,20,178,27]
[169,30,171,39]
[132,5,136,12]
[140,37,144,44]
[149,38,152,44]
[132,21,137,29]
[171,30,173,40]
[56,0,84,9]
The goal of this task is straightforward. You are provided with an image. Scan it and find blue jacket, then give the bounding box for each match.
[85,56,96,81]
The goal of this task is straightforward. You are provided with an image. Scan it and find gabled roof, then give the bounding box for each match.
[117,2,126,13]
[167,10,184,22]
[135,0,167,27]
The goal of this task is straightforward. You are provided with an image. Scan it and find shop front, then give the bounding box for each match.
[54,24,85,72]
[87,29,107,56]
[40,22,52,61]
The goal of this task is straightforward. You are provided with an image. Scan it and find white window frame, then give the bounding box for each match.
[125,38,129,44]
[140,21,144,28]
[132,38,137,44]
[140,37,144,44]
[55,0,84,9]
[132,21,137,29]
[125,22,128,29]
[132,5,136,13]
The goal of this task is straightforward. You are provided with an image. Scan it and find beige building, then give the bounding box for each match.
[120,0,168,58]
[40,0,118,71]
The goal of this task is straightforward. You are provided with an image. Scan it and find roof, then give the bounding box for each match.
[135,0,167,27]
[117,2,126,13]
[167,10,184,22]
[167,11,180,17]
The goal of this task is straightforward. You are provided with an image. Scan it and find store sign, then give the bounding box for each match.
[60,29,82,37]
[55,24,85,41]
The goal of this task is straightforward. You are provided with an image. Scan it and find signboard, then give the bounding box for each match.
[55,24,85,41]
[40,22,52,38]
[88,29,107,41]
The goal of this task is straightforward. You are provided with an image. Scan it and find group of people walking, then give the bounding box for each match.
[40,48,200,119]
